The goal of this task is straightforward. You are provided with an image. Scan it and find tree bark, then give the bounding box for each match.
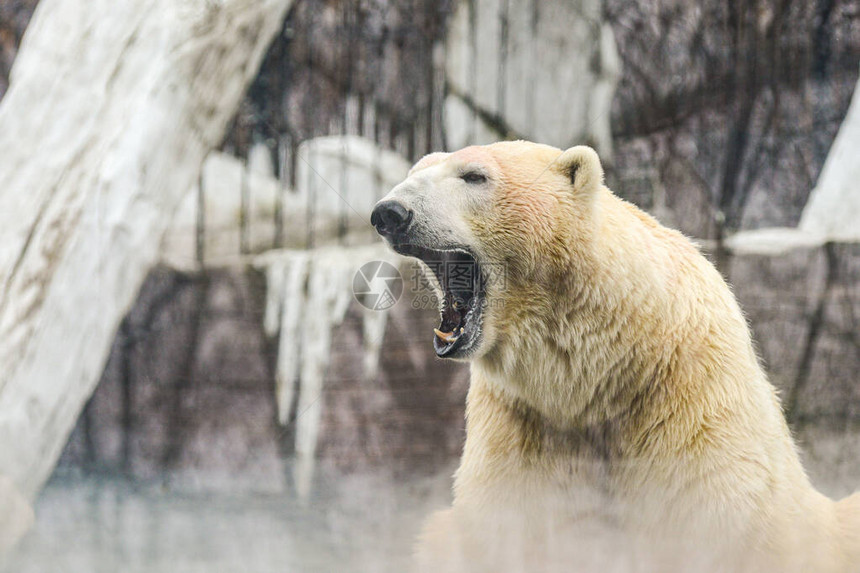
[0,0,293,506]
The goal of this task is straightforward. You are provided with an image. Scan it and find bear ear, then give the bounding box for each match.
[553,145,603,195]
[409,152,449,176]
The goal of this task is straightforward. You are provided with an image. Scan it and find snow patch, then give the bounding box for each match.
[162,135,411,268]
[724,227,825,256]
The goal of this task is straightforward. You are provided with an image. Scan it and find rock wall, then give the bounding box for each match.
[444,0,620,157]
[2,0,856,503]
[607,0,860,235]
[728,244,860,424]
[58,265,468,495]
[57,241,860,497]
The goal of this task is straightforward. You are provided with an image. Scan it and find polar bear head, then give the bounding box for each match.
[372,141,604,361]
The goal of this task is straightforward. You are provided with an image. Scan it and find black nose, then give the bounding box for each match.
[371,200,413,236]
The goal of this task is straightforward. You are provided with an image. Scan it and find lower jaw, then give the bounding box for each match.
[433,333,470,358]
[433,315,484,358]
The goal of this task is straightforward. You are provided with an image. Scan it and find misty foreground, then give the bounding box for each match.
[1,422,857,573]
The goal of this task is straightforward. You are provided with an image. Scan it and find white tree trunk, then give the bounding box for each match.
[725,71,860,255]
[0,0,293,513]
[799,66,860,242]
[0,476,32,553]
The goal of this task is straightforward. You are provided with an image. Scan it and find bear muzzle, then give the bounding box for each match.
[371,200,413,239]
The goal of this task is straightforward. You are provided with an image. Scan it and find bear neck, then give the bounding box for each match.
[470,189,794,466]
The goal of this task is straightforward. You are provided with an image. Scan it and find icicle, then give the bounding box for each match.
[275,252,310,424]
[361,306,389,379]
[247,141,275,177]
[262,259,285,338]
[294,249,355,500]
[353,244,401,380]
[256,243,402,501]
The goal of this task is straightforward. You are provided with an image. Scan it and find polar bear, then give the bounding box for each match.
[371,141,860,572]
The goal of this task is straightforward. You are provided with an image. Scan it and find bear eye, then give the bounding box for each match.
[460,171,487,184]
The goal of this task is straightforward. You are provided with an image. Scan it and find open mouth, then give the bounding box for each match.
[394,244,486,358]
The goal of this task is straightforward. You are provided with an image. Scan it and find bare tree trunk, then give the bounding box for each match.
[0,475,32,553]
[800,64,860,242]
[0,0,293,527]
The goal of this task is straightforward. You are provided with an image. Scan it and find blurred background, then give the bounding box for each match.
[0,0,858,571]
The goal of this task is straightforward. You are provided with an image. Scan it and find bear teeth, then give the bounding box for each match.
[433,327,462,344]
